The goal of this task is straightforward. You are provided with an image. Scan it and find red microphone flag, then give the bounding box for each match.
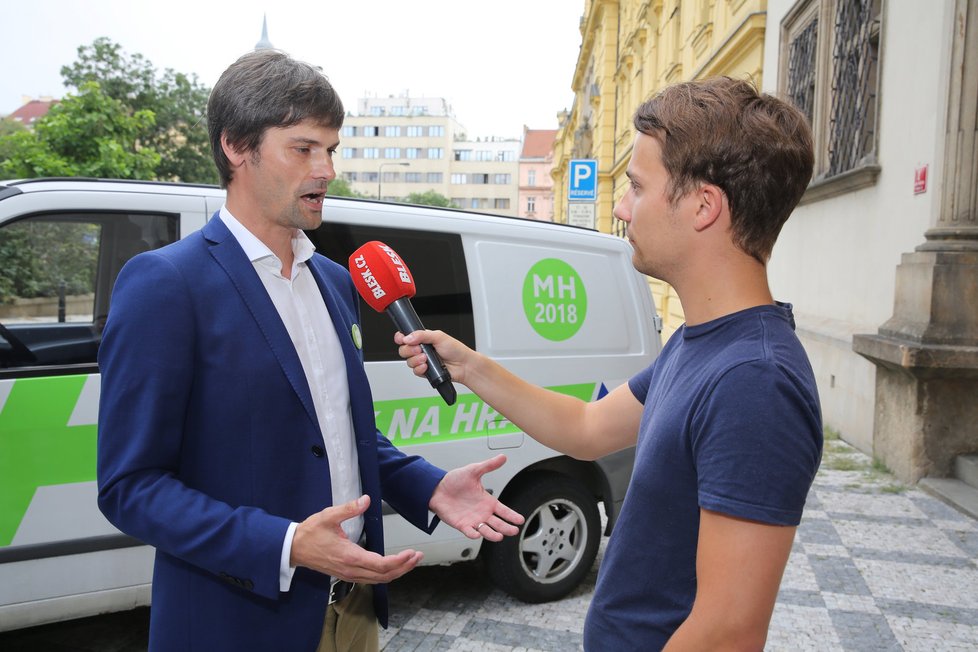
[348,241,416,313]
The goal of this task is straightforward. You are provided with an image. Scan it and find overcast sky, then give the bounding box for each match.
[1,0,584,139]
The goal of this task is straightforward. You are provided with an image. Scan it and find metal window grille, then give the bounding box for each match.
[787,17,819,125]
[828,0,880,176]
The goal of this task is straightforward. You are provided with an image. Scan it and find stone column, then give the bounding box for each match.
[852,0,978,483]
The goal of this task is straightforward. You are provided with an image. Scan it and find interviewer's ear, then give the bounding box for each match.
[692,183,725,232]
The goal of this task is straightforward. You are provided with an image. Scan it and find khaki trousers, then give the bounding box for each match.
[317,583,379,652]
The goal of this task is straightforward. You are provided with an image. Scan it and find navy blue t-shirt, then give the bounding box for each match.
[583,303,822,650]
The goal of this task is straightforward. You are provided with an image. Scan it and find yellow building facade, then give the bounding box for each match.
[553,0,767,341]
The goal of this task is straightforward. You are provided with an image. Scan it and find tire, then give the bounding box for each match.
[485,473,600,603]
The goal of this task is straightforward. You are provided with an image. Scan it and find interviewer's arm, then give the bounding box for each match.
[663,509,796,651]
[396,329,643,460]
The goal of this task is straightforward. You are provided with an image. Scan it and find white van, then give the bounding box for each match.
[0,178,661,631]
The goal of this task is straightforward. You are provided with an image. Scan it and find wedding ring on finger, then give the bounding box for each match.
[475,522,486,532]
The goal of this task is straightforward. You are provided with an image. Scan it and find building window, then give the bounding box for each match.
[343,172,358,182]
[476,150,493,161]
[390,106,406,116]
[527,196,536,213]
[494,198,510,209]
[528,169,536,186]
[471,198,482,209]
[362,172,378,182]
[405,148,420,159]
[341,126,355,137]
[426,172,443,183]
[369,106,384,117]
[341,147,356,159]
[363,148,379,159]
[406,126,423,137]
[497,151,515,162]
[384,147,401,158]
[493,174,511,184]
[454,149,472,161]
[384,126,401,137]
[470,174,489,185]
[429,126,444,137]
[451,174,466,184]
[428,148,443,159]
[780,0,882,192]
[363,126,379,137]
[405,173,422,183]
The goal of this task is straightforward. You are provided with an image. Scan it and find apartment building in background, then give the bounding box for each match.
[339,94,520,216]
[518,127,557,221]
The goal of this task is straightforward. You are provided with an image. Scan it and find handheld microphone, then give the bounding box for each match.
[348,241,457,406]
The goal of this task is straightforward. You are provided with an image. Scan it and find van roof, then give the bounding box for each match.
[0,177,608,236]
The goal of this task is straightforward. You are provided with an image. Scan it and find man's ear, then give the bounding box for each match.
[692,184,725,232]
[221,134,247,169]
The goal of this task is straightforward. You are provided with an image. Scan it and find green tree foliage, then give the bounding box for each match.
[0,82,160,180]
[0,118,27,165]
[403,190,456,208]
[326,177,368,198]
[60,38,216,183]
[0,220,99,304]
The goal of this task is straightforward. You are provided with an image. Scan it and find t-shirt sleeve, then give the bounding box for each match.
[691,360,822,526]
[628,363,654,404]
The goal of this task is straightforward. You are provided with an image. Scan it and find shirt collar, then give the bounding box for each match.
[219,205,316,266]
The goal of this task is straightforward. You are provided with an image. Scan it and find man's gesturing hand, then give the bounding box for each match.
[290,495,422,583]
[429,454,525,541]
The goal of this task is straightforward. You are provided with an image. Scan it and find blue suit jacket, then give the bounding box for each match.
[97,215,445,651]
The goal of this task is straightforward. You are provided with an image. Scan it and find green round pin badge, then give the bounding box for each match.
[351,324,363,350]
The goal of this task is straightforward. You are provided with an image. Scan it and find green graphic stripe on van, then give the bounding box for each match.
[0,380,597,547]
[0,375,96,547]
[376,383,596,445]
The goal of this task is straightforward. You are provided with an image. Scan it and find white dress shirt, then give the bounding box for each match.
[220,207,363,591]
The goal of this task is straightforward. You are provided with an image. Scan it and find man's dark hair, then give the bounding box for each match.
[207,49,345,188]
[633,76,814,262]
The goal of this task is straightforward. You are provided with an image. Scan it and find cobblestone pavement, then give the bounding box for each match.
[2,436,976,651]
[382,435,978,651]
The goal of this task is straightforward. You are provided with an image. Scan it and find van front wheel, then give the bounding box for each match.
[485,474,600,603]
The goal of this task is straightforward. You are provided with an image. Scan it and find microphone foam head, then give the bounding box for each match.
[348,241,416,312]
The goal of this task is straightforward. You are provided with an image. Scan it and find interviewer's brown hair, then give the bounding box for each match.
[633,77,814,262]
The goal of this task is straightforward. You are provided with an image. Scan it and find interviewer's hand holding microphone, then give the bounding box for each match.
[346,242,481,389]
[347,242,523,541]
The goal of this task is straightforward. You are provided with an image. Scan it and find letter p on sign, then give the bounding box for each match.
[568,159,598,202]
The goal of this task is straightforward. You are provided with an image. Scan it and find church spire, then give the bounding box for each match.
[255,14,274,50]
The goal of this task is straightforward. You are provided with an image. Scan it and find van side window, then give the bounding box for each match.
[308,224,476,361]
[0,212,178,373]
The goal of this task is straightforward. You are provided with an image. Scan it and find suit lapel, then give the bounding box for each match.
[202,215,319,430]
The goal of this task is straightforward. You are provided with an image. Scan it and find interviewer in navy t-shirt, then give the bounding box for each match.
[397,77,823,650]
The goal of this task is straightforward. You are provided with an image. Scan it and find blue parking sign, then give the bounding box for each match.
[568,159,597,202]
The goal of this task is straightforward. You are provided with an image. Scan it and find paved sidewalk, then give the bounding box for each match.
[382,435,978,651]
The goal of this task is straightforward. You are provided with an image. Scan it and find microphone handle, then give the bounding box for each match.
[385,297,457,405]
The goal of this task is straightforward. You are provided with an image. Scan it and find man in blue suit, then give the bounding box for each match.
[96,49,523,652]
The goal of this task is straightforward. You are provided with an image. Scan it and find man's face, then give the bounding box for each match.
[232,120,340,232]
[613,132,694,281]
